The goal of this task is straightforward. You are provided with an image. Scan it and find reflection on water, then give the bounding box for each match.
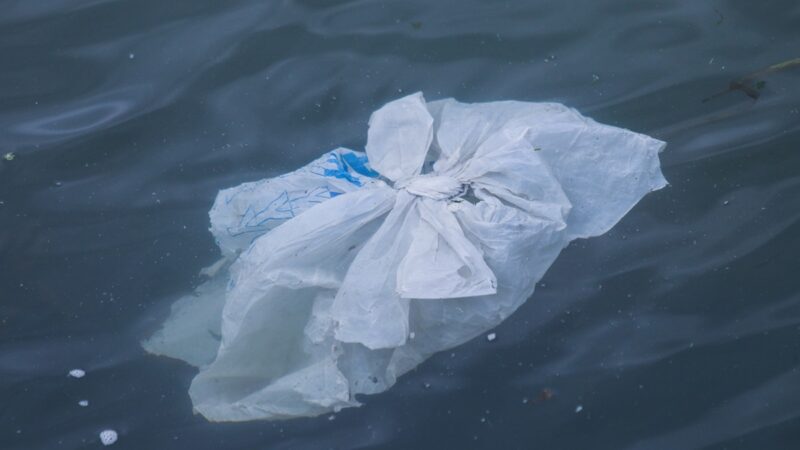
[1,0,799,449]
[16,96,134,137]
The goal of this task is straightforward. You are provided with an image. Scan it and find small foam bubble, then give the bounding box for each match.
[99,429,118,446]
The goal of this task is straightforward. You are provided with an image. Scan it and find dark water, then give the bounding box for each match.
[2,1,799,449]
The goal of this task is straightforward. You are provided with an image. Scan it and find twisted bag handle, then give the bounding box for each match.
[332,93,502,349]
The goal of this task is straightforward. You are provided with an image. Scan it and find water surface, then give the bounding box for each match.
[1,1,799,449]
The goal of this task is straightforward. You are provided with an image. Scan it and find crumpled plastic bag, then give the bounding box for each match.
[143,92,667,421]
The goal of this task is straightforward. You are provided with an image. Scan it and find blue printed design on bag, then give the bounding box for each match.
[222,149,376,251]
[227,186,336,238]
[323,154,362,186]
[310,150,380,187]
[342,152,380,178]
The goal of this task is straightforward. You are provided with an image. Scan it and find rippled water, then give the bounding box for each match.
[2,1,799,449]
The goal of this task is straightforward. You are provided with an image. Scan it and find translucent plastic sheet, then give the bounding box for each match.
[144,92,666,421]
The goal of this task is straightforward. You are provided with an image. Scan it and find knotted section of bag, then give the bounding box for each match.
[395,175,468,201]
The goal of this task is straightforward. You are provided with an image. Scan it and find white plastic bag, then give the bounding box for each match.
[144,92,666,421]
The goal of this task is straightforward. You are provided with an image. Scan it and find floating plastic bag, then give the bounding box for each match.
[143,92,666,421]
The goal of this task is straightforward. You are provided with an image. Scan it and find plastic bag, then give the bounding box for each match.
[143,92,667,421]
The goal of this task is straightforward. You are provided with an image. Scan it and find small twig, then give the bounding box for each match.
[702,57,800,103]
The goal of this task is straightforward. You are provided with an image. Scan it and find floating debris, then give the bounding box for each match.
[525,388,555,405]
[78,400,89,407]
[99,429,118,446]
[575,405,584,413]
[591,74,601,83]
[3,152,15,161]
[703,57,800,103]
[68,369,85,378]
[537,388,555,402]
[486,332,496,342]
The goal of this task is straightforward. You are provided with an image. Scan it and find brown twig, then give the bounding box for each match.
[702,57,800,103]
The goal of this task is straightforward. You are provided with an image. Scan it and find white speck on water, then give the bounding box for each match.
[723,200,730,205]
[78,400,89,407]
[409,332,415,339]
[128,53,135,59]
[68,369,85,378]
[327,414,336,421]
[99,429,118,446]
[486,332,496,342]
[575,405,584,413]
[522,397,529,404]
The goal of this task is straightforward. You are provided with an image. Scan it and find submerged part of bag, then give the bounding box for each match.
[143,92,667,421]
